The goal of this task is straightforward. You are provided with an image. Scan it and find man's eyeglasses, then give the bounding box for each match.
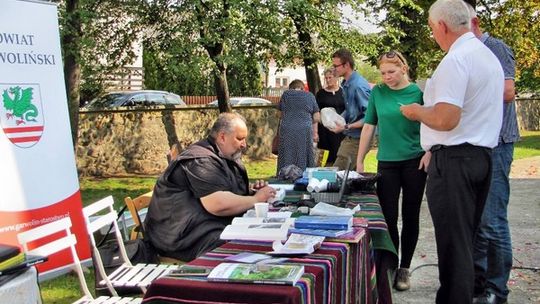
[381,50,406,65]
[332,62,345,69]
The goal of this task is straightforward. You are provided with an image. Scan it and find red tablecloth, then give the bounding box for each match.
[143,233,376,304]
[143,194,397,304]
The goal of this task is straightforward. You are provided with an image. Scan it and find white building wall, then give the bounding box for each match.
[266,59,326,89]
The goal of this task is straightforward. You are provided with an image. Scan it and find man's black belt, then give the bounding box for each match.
[430,142,473,152]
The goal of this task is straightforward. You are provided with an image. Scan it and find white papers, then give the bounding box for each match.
[268,233,325,255]
[268,184,295,191]
[232,216,295,225]
[268,187,286,203]
[337,170,363,179]
[220,222,291,241]
[309,202,360,217]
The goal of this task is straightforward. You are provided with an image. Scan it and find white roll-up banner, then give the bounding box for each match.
[0,0,91,275]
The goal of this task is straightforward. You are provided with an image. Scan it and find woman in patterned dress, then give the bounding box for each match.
[276,79,320,174]
[316,68,346,165]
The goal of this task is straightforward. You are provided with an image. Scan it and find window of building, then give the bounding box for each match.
[275,77,289,88]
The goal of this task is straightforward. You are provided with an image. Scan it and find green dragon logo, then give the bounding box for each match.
[2,86,39,125]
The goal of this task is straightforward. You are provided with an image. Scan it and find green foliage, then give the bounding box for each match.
[476,0,540,93]
[357,62,382,84]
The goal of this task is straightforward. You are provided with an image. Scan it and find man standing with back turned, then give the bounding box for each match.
[400,0,503,303]
[468,5,519,304]
[330,48,371,171]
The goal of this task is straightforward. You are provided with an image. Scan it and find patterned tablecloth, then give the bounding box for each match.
[143,193,397,304]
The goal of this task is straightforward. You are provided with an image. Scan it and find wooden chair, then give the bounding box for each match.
[82,196,177,295]
[125,192,185,265]
[17,217,142,304]
[124,191,153,240]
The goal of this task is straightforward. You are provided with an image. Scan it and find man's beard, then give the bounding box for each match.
[230,147,246,161]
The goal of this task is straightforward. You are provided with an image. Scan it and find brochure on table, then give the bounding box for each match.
[207,263,304,286]
[268,233,325,255]
[220,221,292,241]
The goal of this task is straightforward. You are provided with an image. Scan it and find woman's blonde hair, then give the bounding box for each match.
[378,50,410,80]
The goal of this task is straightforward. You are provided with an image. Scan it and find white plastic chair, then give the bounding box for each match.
[16,216,142,304]
[82,196,176,295]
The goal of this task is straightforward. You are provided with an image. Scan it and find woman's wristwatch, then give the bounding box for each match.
[344,124,350,130]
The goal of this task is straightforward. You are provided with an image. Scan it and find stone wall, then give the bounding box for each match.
[77,107,279,176]
[516,98,540,131]
[77,98,539,177]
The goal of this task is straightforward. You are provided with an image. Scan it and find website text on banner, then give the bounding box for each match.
[0,0,90,276]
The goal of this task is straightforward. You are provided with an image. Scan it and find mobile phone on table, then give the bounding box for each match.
[168,265,211,277]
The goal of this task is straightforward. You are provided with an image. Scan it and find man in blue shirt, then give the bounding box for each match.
[470,6,519,304]
[330,48,371,170]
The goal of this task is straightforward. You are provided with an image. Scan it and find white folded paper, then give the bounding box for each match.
[268,187,286,203]
[309,202,360,216]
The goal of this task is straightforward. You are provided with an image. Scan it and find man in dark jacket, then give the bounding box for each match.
[145,113,276,261]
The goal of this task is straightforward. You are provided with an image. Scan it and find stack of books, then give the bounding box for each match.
[0,244,47,277]
[289,215,353,238]
[0,244,24,273]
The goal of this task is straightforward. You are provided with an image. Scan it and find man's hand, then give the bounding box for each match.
[400,103,423,121]
[250,180,268,191]
[253,186,276,202]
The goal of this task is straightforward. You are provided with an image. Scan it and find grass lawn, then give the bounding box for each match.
[40,131,539,303]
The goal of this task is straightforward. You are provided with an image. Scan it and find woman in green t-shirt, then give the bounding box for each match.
[356,50,430,291]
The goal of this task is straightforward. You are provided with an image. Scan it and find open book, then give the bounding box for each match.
[207,263,304,285]
[220,222,291,241]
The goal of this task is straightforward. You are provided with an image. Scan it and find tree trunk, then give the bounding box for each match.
[62,0,82,147]
[290,10,321,95]
[213,63,231,113]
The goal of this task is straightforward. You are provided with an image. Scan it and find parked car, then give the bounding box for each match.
[208,97,272,107]
[82,90,186,110]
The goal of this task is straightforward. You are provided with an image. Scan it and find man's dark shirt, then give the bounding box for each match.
[144,138,249,261]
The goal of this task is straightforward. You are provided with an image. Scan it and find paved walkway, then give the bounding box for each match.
[391,157,540,303]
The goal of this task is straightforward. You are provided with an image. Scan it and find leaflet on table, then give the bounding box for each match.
[207,263,304,286]
[232,215,294,225]
[294,215,353,230]
[326,227,366,243]
[220,222,291,241]
[288,227,352,238]
[309,202,360,217]
[268,184,295,191]
[267,233,325,255]
[242,210,293,218]
[353,217,369,227]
